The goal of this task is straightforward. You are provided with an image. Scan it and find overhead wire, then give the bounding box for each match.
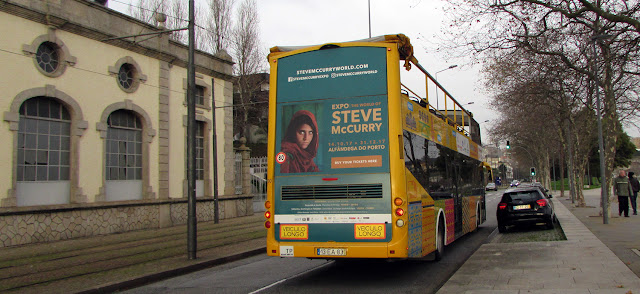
[109,0,220,39]
[0,46,243,108]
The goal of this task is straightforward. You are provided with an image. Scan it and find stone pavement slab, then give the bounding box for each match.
[566,188,640,278]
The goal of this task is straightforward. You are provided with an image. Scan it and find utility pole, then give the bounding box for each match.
[368,0,371,38]
[187,0,197,259]
[552,156,556,191]
[212,81,219,224]
[592,34,613,224]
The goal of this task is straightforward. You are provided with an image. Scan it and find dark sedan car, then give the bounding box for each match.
[496,186,556,233]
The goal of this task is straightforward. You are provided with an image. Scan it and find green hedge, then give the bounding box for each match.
[550,177,601,190]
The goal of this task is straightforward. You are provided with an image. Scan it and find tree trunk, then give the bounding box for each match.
[566,120,577,203]
[559,150,565,197]
[601,44,618,219]
[574,156,587,207]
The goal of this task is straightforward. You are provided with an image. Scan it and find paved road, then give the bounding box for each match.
[123,190,503,294]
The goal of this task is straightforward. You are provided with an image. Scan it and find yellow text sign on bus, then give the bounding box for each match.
[280,224,308,240]
[354,223,386,239]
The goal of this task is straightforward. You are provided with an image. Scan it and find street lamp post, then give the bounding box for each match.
[592,34,613,224]
[435,65,458,109]
[368,0,371,38]
[187,0,197,259]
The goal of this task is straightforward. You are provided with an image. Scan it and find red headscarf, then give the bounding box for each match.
[280,110,319,173]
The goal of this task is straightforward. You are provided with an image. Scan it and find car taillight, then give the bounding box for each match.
[536,199,548,207]
[264,211,271,219]
[395,208,405,216]
[264,221,271,229]
[498,203,507,210]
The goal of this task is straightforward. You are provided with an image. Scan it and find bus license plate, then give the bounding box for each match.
[514,204,530,210]
[317,248,346,256]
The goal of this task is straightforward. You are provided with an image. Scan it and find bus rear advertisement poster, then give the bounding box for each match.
[274,46,391,177]
[275,95,390,175]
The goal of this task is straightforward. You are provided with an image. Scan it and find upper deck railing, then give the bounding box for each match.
[269,34,482,146]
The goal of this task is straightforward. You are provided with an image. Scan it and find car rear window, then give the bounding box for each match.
[502,191,541,203]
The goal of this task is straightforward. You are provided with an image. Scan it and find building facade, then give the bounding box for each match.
[0,0,251,247]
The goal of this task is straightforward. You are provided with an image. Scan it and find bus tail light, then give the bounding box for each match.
[396,219,405,227]
[498,203,507,210]
[264,221,271,229]
[264,211,271,219]
[265,201,271,209]
[394,197,404,206]
[395,208,405,216]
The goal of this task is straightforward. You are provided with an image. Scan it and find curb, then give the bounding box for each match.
[77,247,267,294]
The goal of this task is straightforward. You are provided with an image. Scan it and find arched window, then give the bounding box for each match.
[17,97,71,206]
[105,109,143,201]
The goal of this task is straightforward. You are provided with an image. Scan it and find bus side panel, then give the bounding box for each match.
[386,43,409,258]
[266,55,280,257]
[405,169,436,257]
[445,199,455,245]
[421,203,436,256]
[462,196,476,234]
[407,201,422,257]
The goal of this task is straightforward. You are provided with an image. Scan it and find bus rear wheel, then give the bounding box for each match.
[435,218,445,261]
[473,206,481,232]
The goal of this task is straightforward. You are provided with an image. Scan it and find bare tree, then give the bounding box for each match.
[129,0,163,24]
[442,0,640,214]
[165,0,188,43]
[485,47,595,206]
[231,0,267,139]
[205,0,236,53]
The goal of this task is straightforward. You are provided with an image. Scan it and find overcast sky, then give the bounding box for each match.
[105,0,514,143]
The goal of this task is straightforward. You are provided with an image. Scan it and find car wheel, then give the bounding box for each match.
[435,218,445,261]
[498,223,506,233]
[546,219,554,229]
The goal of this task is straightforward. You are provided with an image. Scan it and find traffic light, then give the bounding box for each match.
[506,141,510,149]
[530,167,536,176]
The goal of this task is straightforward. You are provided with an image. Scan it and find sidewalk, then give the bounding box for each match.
[565,188,640,278]
[0,213,266,294]
[438,189,640,293]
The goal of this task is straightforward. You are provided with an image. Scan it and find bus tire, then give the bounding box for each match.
[435,217,445,261]
[473,206,481,232]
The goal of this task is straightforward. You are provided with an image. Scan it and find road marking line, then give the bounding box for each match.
[248,261,332,294]
[632,248,640,257]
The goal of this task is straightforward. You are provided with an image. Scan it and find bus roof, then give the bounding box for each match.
[269,34,415,61]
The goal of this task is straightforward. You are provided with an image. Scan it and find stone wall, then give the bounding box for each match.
[0,196,253,248]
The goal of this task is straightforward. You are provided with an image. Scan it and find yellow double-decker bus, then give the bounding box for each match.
[264,34,491,259]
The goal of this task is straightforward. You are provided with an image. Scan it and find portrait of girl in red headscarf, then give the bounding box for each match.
[280,110,319,173]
